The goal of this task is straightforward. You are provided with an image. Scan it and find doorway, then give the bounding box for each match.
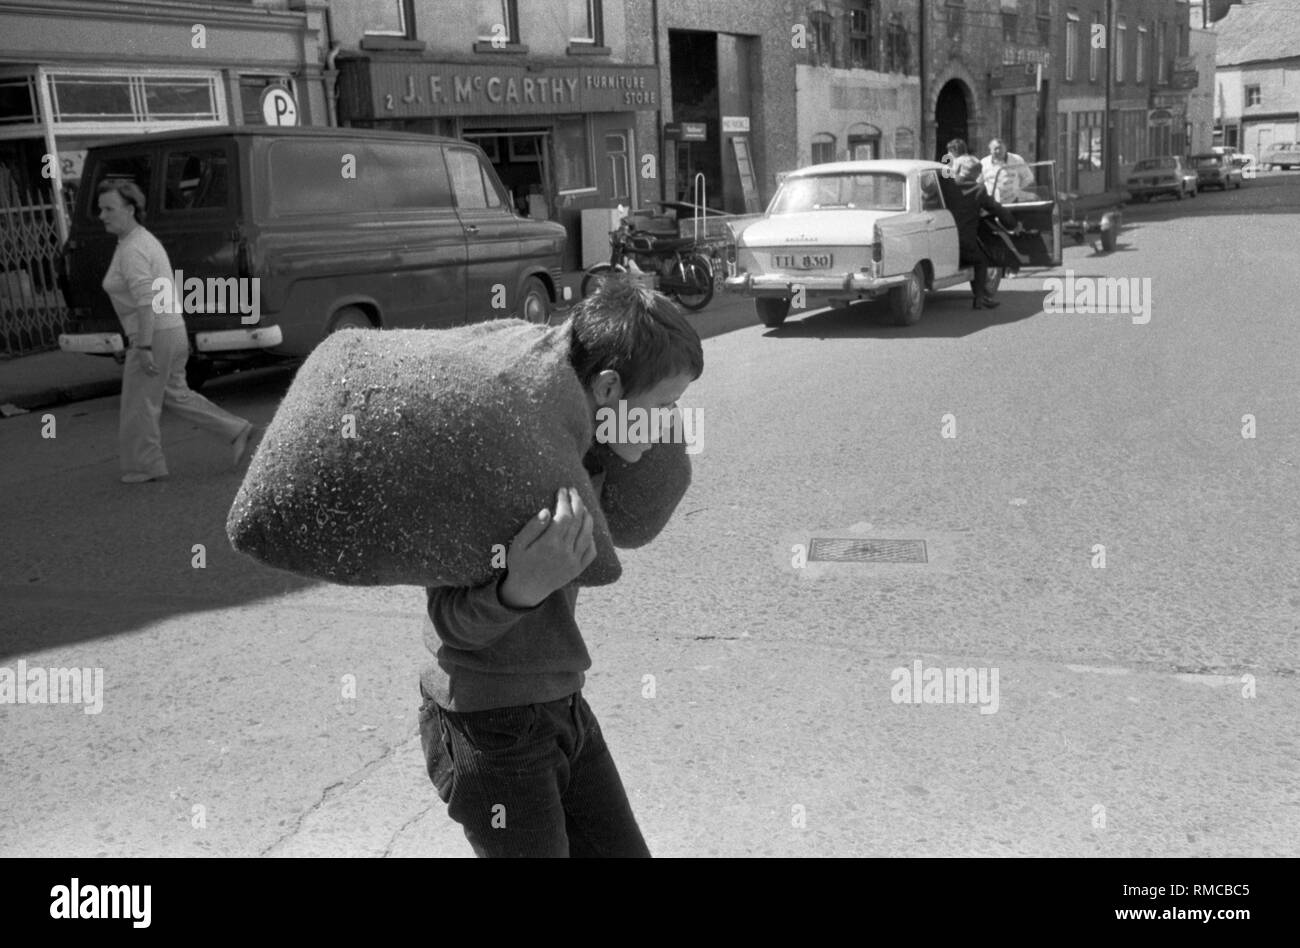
[935,79,971,160]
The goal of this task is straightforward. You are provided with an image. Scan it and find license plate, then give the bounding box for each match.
[59,332,124,354]
[772,253,832,270]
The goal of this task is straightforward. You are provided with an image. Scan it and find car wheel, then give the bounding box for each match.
[581,263,626,298]
[756,297,790,328]
[515,275,551,324]
[888,265,925,326]
[328,305,374,333]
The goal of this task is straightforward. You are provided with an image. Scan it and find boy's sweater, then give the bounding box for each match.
[420,461,606,712]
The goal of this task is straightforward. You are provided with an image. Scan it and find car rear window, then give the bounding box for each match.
[770,172,906,213]
[162,148,231,212]
[1192,156,1221,167]
[1133,158,1175,171]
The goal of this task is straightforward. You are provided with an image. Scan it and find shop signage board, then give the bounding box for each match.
[351,61,661,118]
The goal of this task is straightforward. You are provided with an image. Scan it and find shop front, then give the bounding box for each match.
[337,59,660,270]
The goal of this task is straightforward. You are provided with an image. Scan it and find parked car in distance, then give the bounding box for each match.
[1126,156,1198,201]
[58,127,566,388]
[1189,153,1244,190]
[723,159,1062,327]
[1260,142,1300,170]
[1210,145,1255,173]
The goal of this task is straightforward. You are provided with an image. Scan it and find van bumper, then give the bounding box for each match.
[59,332,125,354]
[195,325,283,352]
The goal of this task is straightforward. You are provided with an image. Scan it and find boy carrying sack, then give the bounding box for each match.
[417,275,703,857]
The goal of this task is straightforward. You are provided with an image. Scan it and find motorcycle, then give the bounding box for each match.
[581,214,715,312]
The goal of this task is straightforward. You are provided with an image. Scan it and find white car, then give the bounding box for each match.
[724,159,1062,327]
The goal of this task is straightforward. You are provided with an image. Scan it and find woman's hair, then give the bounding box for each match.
[97,179,147,222]
[946,138,968,157]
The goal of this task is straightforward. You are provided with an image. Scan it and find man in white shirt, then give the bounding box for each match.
[981,139,1036,204]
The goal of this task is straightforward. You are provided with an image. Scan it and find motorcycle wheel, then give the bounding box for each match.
[667,253,714,311]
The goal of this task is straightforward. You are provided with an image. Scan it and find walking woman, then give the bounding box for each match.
[98,180,253,484]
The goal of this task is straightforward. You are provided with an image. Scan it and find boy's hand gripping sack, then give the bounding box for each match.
[226,320,690,587]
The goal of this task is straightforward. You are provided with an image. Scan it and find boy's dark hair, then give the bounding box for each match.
[567,273,704,397]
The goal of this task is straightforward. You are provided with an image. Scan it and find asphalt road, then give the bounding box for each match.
[1,172,1297,858]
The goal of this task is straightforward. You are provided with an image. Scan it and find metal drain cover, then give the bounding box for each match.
[807,538,928,564]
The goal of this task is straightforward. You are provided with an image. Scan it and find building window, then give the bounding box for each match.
[1116,18,1126,82]
[811,133,836,164]
[1089,13,1101,82]
[1002,11,1018,45]
[848,1,876,70]
[848,122,881,159]
[362,0,413,37]
[567,0,603,45]
[555,114,593,192]
[1156,22,1168,84]
[884,13,910,73]
[1077,110,1102,174]
[1245,85,1261,107]
[1136,25,1147,83]
[0,75,39,125]
[808,10,834,67]
[1065,13,1078,82]
[477,0,519,44]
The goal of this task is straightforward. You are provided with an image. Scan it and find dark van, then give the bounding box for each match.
[59,126,567,386]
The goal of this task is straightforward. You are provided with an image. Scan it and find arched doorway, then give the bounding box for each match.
[934,79,971,161]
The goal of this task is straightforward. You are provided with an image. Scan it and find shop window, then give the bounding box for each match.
[0,76,39,125]
[162,149,229,212]
[568,0,603,45]
[848,1,876,70]
[555,115,593,192]
[48,73,221,124]
[363,0,414,37]
[807,11,834,67]
[477,0,519,45]
[811,133,836,164]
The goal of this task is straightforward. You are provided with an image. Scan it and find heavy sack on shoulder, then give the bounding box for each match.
[226,320,690,588]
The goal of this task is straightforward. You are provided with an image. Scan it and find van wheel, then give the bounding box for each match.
[888,265,925,326]
[756,298,789,327]
[516,276,551,324]
[328,306,373,333]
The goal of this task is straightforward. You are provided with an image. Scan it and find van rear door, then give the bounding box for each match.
[371,141,467,329]
[445,146,522,321]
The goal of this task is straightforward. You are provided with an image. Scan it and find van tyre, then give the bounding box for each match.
[756,297,789,328]
[328,306,374,333]
[516,276,551,324]
[888,265,925,326]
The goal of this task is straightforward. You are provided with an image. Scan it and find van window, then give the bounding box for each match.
[81,153,152,223]
[446,148,505,210]
[162,148,230,211]
[268,140,378,216]
[367,142,454,209]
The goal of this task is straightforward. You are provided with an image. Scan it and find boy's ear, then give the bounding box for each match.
[589,369,624,406]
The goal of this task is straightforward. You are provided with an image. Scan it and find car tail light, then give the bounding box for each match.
[872,224,881,264]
